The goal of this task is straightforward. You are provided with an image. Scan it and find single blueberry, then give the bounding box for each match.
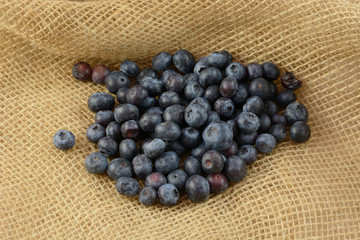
[116,88,128,103]
[121,120,141,139]
[92,65,111,84]
[232,82,249,106]
[220,77,238,98]
[207,173,229,194]
[222,140,239,158]
[180,127,201,148]
[198,67,222,87]
[154,151,180,175]
[120,60,139,78]
[202,121,233,151]
[284,102,309,125]
[189,97,212,112]
[242,96,264,116]
[225,62,246,82]
[166,73,186,93]
[139,77,163,97]
[139,111,162,132]
[143,138,166,158]
[201,150,225,174]
[207,51,228,70]
[137,68,158,84]
[95,110,115,127]
[184,156,204,176]
[289,121,311,143]
[255,133,277,154]
[72,62,92,81]
[246,62,263,80]
[152,51,173,71]
[237,112,260,134]
[145,172,167,190]
[53,130,75,150]
[224,156,247,182]
[116,177,140,197]
[106,121,122,142]
[248,78,275,101]
[87,92,115,112]
[173,49,195,73]
[277,89,296,108]
[262,62,280,81]
[184,81,204,100]
[84,152,108,174]
[204,85,221,103]
[214,97,235,119]
[184,103,208,128]
[185,175,210,203]
[126,85,148,106]
[119,139,138,160]
[132,154,153,179]
[154,122,181,141]
[263,101,278,116]
[268,124,287,143]
[161,69,177,85]
[158,183,180,206]
[86,123,106,143]
[107,158,132,180]
[105,71,130,94]
[237,145,257,165]
[114,103,139,124]
[163,104,185,126]
[193,57,209,76]
[97,136,119,157]
[139,187,157,206]
[167,169,189,192]
[220,50,233,66]
[158,91,181,109]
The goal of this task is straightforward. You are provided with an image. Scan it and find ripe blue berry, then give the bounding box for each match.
[201,150,225,174]
[193,57,209,76]
[184,103,208,128]
[114,103,139,124]
[242,96,264,116]
[72,62,92,81]
[92,65,111,84]
[53,130,75,150]
[143,138,166,158]
[139,77,163,97]
[289,121,311,143]
[154,151,180,175]
[214,97,235,119]
[207,173,228,194]
[262,62,280,81]
[189,97,212,112]
[106,121,122,142]
[167,169,189,192]
[116,177,140,197]
[132,154,153,179]
[224,156,247,182]
[154,122,181,141]
[95,110,115,127]
[139,97,156,111]
[126,85,148,106]
[220,77,238,97]
[146,106,164,115]
[232,82,249,106]
[268,124,287,143]
[121,120,141,139]
[163,105,185,126]
[107,158,132,180]
[207,111,221,124]
[248,78,275,101]
[137,68,158,84]
[84,152,108,174]
[184,73,199,83]
[120,60,139,78]
[145,172,167,190]
[246,62,263,80]
[158,183,180,206]
[139,112,162,133]
[191,142,208,159]
[277,89,296,108]
[86,123,106,143]
[198,67,222,87]
[119,139,137,160]
[225,62,246,82]
[180,127,201,148]
[184,81,204,100]
[237,112,260,134]
[152,51,173,71]
[166,73,186,93]
[173,49,195,74]
[204,85,221,103]
[255,133,277,154]
[139,187,157,206]
[222,140,239,158]
[207,51,228,70]
[105,71,130,94]
[202,121,233,151]
[184,156,204,176]
[185,175,210,203]
[237,145,257,164]
[284,102,309,125]
[87,92,115,112]
[158,91,181,109]
[97,136,119,157]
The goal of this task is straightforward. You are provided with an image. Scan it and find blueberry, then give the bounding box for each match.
[165,141,186,157]
[271,113,287,126]
[232,82,249,106]
[87,92,115,112]
[126,85,148,106]
[184,73,199,83]
[184,103,208,128]
[224,156,247,182]
[167,169,189,192]
[281,71,302,90]
[262,62,280,81]
[138,112,161,133]
[152,51,173,71]
[86,123,106,143]
[237,131,258,146]
[173,49,195,74]
[94,110,115,127]
[116,88,128,103]
[277,89,296,108]
[119,139,137,160]
[161,69,177,85]
[222,140,239,158]
[289,121,311,143]
[284,102,309,125]
[225,62,246,82]
[189,97,212,112]
[185,175,210,203]
[163,105,185,126]
[207,51,228,70]
[158,91,181,109]
[105,71,130,94]
[201,150,225,174]
[139,77,163,97]
[121,120,141,139]
[237,145,257,164]
[180,127,201,148]
[145,172,167,190]
[114,103,139,123]
[53,130,75,150]
[226,119,239,139]
[214,97,235,119]
[220,50,233,66]
[132,154,153,179]
[184,81,204,100]
[120,60,139,78]
[139,187,157,206]
[72,62,92,81]
[116,177,140,197]
[154,151,180,175]
[106,121,122,142]
[158,183,180,206]
[259,113,271,133]
[220,77,238,98]
[204,85,221,103]
[97,136,119,157]
[154,122,181,141]
[242,96,264,116]
[139,97,156,111]
[207,111,221,124]
[166,73,186,93]
[237,112,260,134]
[268,124,287,143]
[248,78,275,101]
[193,57,209,76]
[255,133,277,154]
[191,142,208,159]
[145,106,164,115]
[198,67,222,87]
[184,156,204,176]
[84,152,108,174]
[107,158,132,180]
[143,138,166,158]
[246,63,263,80]
[207,173,228,194]
[202,121,233,151]
[92,65,111,84]
[137,68,158,84]
[263,101,278,116]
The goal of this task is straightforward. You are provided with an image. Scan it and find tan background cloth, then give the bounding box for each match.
[0,0,359,239]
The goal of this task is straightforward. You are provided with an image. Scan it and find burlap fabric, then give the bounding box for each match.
[0,0,359,239]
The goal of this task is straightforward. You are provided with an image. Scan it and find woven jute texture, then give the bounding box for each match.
[1,0,359,239]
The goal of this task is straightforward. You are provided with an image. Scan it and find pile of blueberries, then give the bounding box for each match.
[56,49,311,206]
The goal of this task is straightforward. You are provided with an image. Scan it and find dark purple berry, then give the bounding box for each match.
[92,65,111,84]
[72,62,92,81]
[220,77,238,98]
[201,150,225,174]
[121,120,141,139]
[107,158,132,180]
[222,140,238,157]
[105,71,130,94]
[224,156,247,182]
[185,175,210,202]
[126,85,148,106]
[281,71,302,90]
[145,172,167,190]
[207,173,228,194]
